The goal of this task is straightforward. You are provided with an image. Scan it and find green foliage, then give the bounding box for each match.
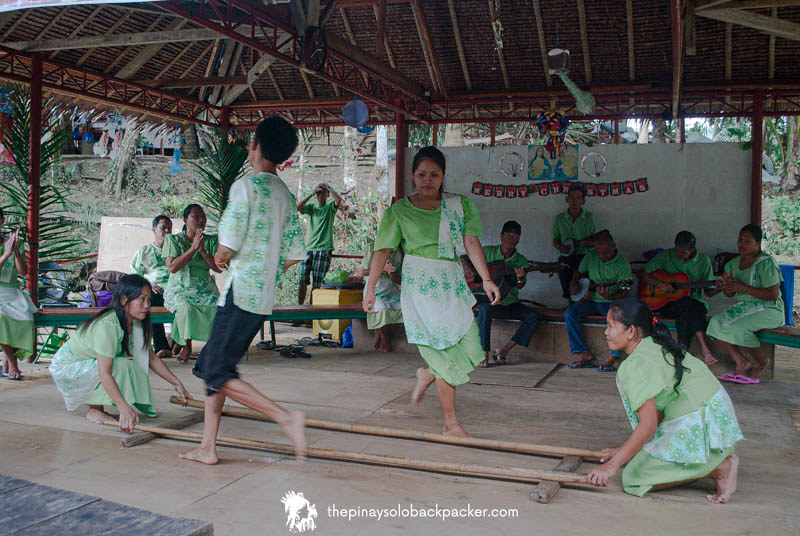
[193,129,248,224]
[764,195,800,257]
[0,83,82,265]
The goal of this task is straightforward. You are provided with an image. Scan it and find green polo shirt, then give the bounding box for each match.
[578,250,632,303]
[552,209,597,255]
[483,245,528,306]
[643,248,714,309]
[301,200,338,252]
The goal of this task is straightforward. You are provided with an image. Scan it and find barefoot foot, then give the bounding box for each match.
[86,407,114,425]
[702,351,718,366]
[442,423,471,438]
[178,447,219,465]
[707,454,739,504]
[411,368,435,406]
[749,359,770,380]
[177,347,191,363]
[281,410,307,462]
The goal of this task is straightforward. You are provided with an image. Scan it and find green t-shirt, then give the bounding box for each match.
[724,253,784,311]
[301,200,338,252]
[483,244,528,306]
[66,310,128,360]
[374,196,482,261]
[643,248,714,309]
[552,209,596,255]
[578,250,632,302]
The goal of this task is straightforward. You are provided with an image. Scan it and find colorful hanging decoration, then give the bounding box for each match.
[168,125,185,175]
[533,102,569,160]
[470,178,648,200]
[0,87,13,165]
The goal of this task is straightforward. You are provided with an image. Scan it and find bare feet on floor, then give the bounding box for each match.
[281,410,307,462]
[707,454,739,504]
[177,347,191,363]
[85,407,113,425]
[178,447,219,465]
[442,423,470,437]
[734,361,753,377]
[411,368,435,406]
[702,351,718,366]
[749,359,770,379]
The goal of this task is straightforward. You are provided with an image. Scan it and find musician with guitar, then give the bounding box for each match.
[553,184,597,301]
[566,230,633,371]
[640,231,718,366]
[475,221,541,367]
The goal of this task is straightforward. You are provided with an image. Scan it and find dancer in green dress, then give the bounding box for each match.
[163,204,222,363]
[50,275,191,431]
[361,242,403,352]
[706,224,784,382]
[0,207,35,380]
[588,298,743,504]
[364,146,500,437]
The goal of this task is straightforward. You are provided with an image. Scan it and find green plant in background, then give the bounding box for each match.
[193,129,248,225]
[764,195,800,257]
[0,83,83,267]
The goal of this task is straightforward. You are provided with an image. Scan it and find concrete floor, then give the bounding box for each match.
[1,326,799,536]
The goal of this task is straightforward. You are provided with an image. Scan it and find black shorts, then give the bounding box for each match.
[192,289,264,395]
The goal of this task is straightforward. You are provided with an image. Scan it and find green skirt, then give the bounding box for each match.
[170,303,217,345]
[707,303,784,348]
[416,321,483,386]
[367,309,403,330]
[0,315,34,359]
[622,446,734,497]
[83,358,157,417]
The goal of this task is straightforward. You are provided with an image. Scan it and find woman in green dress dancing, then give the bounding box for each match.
[706,224,784,382]
[50,274,191,431]
[588,298,743,503]
[163,204,222,362]
[363,147,500,437]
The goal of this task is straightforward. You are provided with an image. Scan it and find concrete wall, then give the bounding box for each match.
[404,143,752,312]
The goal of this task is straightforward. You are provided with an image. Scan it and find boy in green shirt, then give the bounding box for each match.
[566,230,632,371]
[297,182,342,304]
[475,221,540,367]
[641,231,717,365]
[553,184,597,300]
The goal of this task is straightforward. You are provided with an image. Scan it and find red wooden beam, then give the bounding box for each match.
[395,112,407,201]
[751,89,764,226]
[26,53,42,304]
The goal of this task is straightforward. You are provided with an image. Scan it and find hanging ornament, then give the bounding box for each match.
[499,151,525,177]
[533,102,569,160]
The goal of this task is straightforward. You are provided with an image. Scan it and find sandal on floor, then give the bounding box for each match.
[478,358,495,368]
[568,358,596,369]
[493,350,509,365]
[597,363,616,372]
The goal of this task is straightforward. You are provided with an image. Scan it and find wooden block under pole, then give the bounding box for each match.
[120,411,204,448]
[530,455,583,504]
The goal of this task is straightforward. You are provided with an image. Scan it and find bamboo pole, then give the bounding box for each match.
[102,421,589,484]
[169,397,604,460]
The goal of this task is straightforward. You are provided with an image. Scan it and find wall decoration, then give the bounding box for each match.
[528,144,578,182]
[580,151,607,178]
[532,104,569,159]
[468,179,648,200]
[499,151,525,177]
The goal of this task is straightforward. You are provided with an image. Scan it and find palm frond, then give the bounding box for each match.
[193,129,248,224]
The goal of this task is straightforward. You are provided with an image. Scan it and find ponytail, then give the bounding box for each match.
[609,297,689,393]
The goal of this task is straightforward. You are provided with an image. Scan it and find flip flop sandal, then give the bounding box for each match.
[568,359,596,369]
[731,374,760,384]
[716,373,737,383]
[597,363,616,372]
[280,347,298,358]
[478,359,495,368]
[493,351,509,365]
[256,341,276,350]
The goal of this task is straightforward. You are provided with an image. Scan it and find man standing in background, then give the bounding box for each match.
[297,183,342,305]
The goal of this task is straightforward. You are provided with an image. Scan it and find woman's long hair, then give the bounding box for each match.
[609,297,689,393]
[78,274,152,356]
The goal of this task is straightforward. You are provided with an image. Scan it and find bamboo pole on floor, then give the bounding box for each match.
[102,420,589,484]
[169,396,604,460]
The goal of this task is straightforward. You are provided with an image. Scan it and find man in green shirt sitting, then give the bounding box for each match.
[297,182,342,305]
[566,230,631,371]
[641,231,717,365]
[476,221,540,367]
[553,184,597,301]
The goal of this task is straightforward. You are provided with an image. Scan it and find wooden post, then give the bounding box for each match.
[220,106,230,133]
[395,112,407,201]
[490,122,496,146]
[679,117,685,144]
[531,455,583,503]
[751,89,763,226]
[26,53,42,303]
[432,124,438,146]
[614,120,620,144]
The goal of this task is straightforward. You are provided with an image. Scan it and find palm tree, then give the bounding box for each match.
[193,129,248,225]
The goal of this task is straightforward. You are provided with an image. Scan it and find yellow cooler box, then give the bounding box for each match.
[311,286,363,342]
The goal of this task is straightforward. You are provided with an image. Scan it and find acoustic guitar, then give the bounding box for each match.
[570,278,635,302]
[637,270,718,310]
[461,257,568,303]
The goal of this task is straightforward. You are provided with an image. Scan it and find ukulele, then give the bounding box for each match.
[570,278,635,302]
[461,257,568,303]
[637,270,718,310]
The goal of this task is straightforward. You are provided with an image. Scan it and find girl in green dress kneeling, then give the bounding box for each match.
[0,207,35,380]
[364,147,500,437]
[588,298,743,503]
[706,224,784,382]
[50,274,191,431]
[163,204,222,363]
